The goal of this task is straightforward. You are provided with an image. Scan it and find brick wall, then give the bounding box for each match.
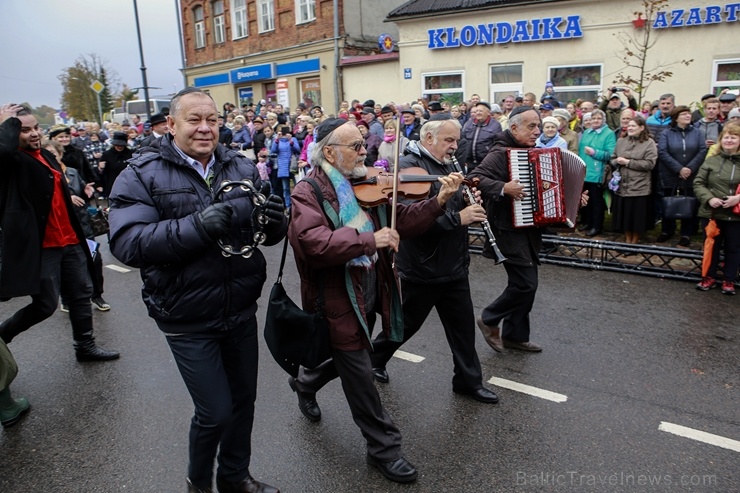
[181,0,343,68]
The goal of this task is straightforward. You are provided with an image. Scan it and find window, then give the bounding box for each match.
[212,1,225,44]
[231,0,248,39]
[193,6,205,49]
[421,71,464,105]
[712,58,740,93]
[257,0,275,33]
[295,0,316,24]
[489,64,523,106]
[548,64,602,103]
[300,78,321,107]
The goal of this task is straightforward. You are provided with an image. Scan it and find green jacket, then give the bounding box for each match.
[580,127,617,183]
[693,152,740,221]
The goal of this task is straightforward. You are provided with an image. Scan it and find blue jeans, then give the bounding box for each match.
[280,177,292,209]
[165,317,258,488]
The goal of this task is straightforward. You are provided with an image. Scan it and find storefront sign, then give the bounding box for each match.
[276,79,290,108]
[230,63,274,83]
[300,79,321,107]
[653,3,740,28]
[428,16,582,49]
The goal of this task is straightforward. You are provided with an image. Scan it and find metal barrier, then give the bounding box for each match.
[469,228,706,282]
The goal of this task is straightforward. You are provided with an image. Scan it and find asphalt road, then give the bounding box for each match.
[0,238,737,493]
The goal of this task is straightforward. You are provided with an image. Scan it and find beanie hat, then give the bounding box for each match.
[542,116,560,128]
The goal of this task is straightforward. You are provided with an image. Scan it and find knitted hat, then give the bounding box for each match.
[553,109,570,121]
[542,116,560,128]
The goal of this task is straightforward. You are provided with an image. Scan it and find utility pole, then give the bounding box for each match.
[133,0,152,120]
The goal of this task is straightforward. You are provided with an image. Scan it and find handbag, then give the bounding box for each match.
[733,183,740,216]
[264,235,330,377]
[662,183,698,220]
[87,198,110,237]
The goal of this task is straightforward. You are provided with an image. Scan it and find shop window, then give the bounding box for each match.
[231,0,248,39]
[193,6,205,49]
[712,59,740,93]
[212,1,225,44]
[300,78,321,108]
[258,0,275,33]
[490,64,522,106]
[422,71,464,105]
[548,64,602,103]
[295,0,316,24]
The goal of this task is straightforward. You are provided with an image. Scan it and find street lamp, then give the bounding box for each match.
[132,0,152,120]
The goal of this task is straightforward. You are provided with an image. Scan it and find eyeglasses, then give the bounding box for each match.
[328,141,364,152]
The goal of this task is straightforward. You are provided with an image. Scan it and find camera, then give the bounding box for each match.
[611,87,624,92]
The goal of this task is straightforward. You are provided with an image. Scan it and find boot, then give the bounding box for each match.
[186,478,212,493]
[0,387,31,428]
[74,336,120,362]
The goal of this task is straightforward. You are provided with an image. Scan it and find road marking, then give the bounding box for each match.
[392,350,425,363]
[105,264,131,273]
[488,377,568,403]
[659,422,740,453]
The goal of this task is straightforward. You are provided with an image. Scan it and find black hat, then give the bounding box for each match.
[110,131,129,147]
[315,118,348,143]
[149,113,167,126]
[380,105,394,114]
[296,103,307,110]
[508,105,535,120]
[362,99,375,108]
[719,93,737,103]
[49,124,71,138]
[428,101,444,111]
[121,119,130,126]
[427,113,453,122]
[400,108,415,115]
[700,93,716,101]
[361,106,375,114]
[475,101,491,110]
[515,96,524,103]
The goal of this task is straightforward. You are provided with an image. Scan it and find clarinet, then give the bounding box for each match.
[450,155,507,265]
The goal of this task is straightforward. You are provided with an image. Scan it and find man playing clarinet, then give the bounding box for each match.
[370,114,499,404]
[468,106,545,353]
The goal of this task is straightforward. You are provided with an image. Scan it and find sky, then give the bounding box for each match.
[0,0,184,109]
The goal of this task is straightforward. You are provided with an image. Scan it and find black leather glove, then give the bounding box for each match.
[196,203,233,240]
[262,194,285,227]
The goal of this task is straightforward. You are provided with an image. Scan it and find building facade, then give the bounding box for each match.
[179,0,407,113]
[343,0,740,108]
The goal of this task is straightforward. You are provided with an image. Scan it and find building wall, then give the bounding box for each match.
[341,59,401,105]
[343,0,740,107]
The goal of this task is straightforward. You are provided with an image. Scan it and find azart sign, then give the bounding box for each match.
[653,3,740,28]
[428,15,582,49]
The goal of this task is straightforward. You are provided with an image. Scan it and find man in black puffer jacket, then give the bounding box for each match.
[370,114,499,405]
[108,88,286,493]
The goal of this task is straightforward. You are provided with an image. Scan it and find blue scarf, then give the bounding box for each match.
[320,160,376,268]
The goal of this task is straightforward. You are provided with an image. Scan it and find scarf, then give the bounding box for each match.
[383,134,396,143]
[319,160,376,268]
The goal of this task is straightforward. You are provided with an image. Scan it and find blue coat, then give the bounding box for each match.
[108,135,287,334]
[271,137,300,178]
[232,126,252,150]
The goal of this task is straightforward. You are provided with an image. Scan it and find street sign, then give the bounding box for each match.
[90,80,104,94]
[404,68,412,80]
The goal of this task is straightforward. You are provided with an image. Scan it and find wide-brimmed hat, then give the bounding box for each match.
[110,131,129,147]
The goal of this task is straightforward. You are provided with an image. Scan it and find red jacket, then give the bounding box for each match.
[288,166,444,351]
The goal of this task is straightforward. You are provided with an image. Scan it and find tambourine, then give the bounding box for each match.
[213,179,268,258]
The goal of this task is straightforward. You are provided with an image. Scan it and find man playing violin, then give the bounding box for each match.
[369,114,499,404]
[286,118,464,484]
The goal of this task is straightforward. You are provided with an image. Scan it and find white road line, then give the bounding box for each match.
[488,377,568,403]
[105,264,131,273]
[659,422,740,453]
[392,350,425,363]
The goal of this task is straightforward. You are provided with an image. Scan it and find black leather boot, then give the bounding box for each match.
[216,475,280,493]
[74,337,120,362]
[186,478,212,493]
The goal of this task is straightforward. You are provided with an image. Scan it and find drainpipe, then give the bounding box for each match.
[175,0,188,90]
[333,0,340,113]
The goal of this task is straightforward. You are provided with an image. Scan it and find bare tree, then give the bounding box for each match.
[59,54,121,122]
[612,0,693,102]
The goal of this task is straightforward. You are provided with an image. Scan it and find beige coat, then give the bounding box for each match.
[610,137,657,197]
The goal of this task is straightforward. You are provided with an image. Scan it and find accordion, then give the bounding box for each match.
[508,148,586,228]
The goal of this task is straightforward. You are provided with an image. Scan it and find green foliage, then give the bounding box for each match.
[59,54,124,124]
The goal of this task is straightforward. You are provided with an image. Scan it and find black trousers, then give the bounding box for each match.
[481,262,538,343]
[581,182,606,231]
[294,333,403,462]
[0,244,94,345]
[700,218,740,282]
[165,317,258,488]
[662,187,698,238]
[370,278,484,391]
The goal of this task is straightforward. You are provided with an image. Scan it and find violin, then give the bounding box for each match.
[351,166,447,207]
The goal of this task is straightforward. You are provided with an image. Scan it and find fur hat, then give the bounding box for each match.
[49,124,71,138]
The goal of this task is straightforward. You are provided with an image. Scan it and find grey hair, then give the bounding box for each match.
[590,109,606,120]
[309,134,330,168]
[420,119,462,144]
[169,87,214,118]
[659,93,675,102]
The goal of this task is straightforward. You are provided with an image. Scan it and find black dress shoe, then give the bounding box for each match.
[577,224,592,232]
[75,343,120,362]
[216,475,279,493]
[366,455,418,483]
[585,228,601,237]
[453,386,499,404]
[679,236,691,246]
[656,232,671,243]
[372,367,389,383]
[186,478,212,493]
[288,377,321,422]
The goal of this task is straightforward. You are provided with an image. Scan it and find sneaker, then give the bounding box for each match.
[721,281,736,295]
[60,303,69,313]
[696,277,717,291]
[91,297,111,311]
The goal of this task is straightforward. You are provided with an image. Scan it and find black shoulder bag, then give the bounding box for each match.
[263,179,331,377]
